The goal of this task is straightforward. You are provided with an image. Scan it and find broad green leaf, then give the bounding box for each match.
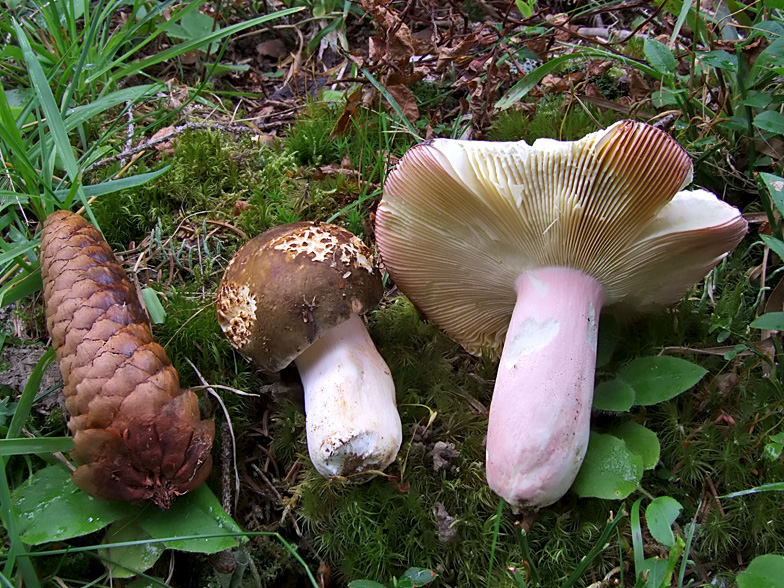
[167,10,219,53]
[348,582,387,588]
[753,110,784,135]
[102,521,166,579]
[698,50,737,71]
[136,484,243,553]
[740,93,773,109]
[765,0,784,7]
[736,554,784,588]
[142,288,167,324]
[760,172,784,218]
[614,421,660,470]
[616,356,707,406]
[646,496,682,547]
[593,379,635,412]
[596,314,620,368]
[644,38,677,75]
[12,465,137,545]
[651,87,685,108]
[640,557,669,587]
[761,234,784,262]
[764,431,784,461]
[572,432,643,500]
[718,115,753,133]
[750,312,784,330]
[399,568,437,587]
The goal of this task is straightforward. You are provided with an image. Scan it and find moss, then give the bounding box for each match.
[92,130,264,247]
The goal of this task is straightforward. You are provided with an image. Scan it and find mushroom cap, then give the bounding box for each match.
[216,221,383,372]
[376,120,748,356]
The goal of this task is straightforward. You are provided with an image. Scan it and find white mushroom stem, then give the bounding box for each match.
[294,313,402,479]
[486,266,605,511]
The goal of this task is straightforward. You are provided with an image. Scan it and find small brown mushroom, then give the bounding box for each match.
[216,221,402,479]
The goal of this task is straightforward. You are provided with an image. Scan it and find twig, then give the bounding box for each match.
[251,463,303,537]
[185,358,240,514]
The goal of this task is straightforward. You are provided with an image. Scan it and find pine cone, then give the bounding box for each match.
[40,210,214,508]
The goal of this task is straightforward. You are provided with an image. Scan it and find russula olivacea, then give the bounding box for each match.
[375,120,747,510]
[216,221,402,480]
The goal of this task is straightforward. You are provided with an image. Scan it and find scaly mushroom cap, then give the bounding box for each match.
[216,221,383,371]
[376,120,748,356]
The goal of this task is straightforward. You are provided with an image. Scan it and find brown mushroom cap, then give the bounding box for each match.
[216,221,383,372]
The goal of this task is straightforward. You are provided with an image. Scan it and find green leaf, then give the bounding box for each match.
[142,288,166,324]
[348,581,387,588]
[593,379,635,412]
[613,421,660,470]
[740,93,773,109]
[646,496,682,547]
[398,568,437,587]
[640,557,670,588]
[615,356,707,406]
[760,172,784,218]
[135,484,243,553]
[764,0,784,7]
[698,50,738,71]
[572,432,644,500]
[101,521,166,579]
[12,465,137,545]
[761,234,784,262]
[754,110,784,135]
[596,314,620,368]
[750,311,784,330]
[764,432,784,461]
[644,38,677,75]
[736,554,784,588]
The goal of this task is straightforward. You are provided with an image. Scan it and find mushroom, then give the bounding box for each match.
[375,120,747,510]
[216,221,402,479]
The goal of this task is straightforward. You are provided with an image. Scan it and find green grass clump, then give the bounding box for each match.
[285,101,342,166]
[488,98,620,144]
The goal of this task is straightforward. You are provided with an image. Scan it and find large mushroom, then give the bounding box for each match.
[375,120,747,510]
[216,221,402,479]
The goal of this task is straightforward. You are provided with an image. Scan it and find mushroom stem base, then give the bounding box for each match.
[486,267,605,511]
[295,314,402,480]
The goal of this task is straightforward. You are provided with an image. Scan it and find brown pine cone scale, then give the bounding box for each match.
[40,210,214,509]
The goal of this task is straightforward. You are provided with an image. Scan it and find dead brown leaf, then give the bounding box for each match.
[436,35,477,72]
[151,125,176,155]
[360,0,417,62]
[333,86,364,136]
[385,83,419,123]
[256,39,287,59]
[628,69,652,101]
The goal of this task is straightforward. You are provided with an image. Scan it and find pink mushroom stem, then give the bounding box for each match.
[486,266,606,510]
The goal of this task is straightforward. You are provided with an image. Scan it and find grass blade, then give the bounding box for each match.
[0,438,75,457]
